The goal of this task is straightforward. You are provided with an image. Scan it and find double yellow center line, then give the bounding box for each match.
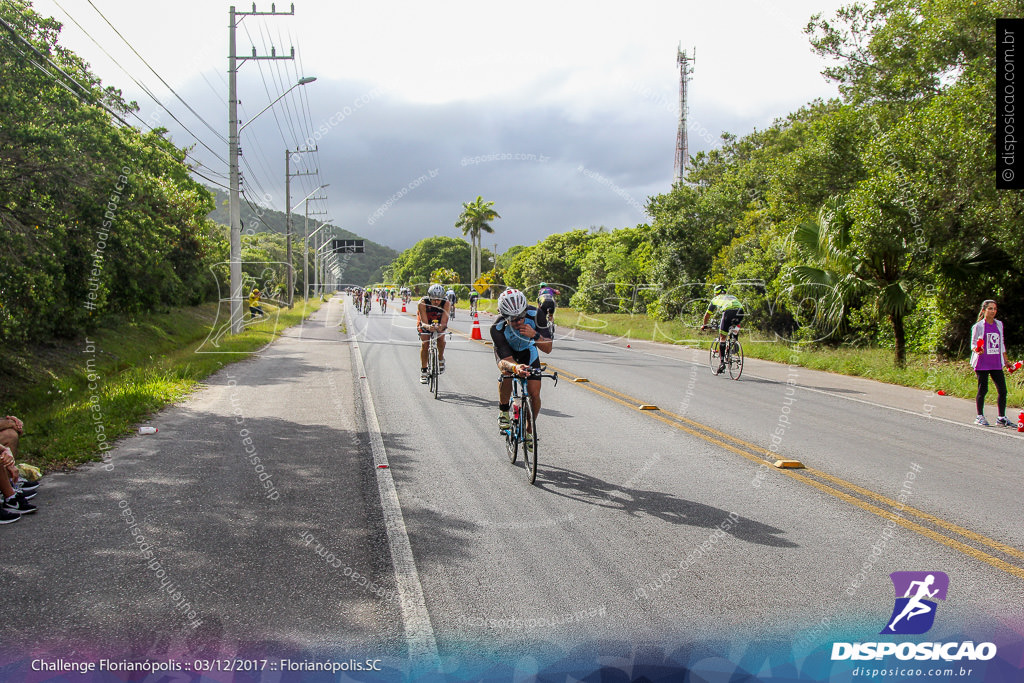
[544,364,1024,582]
[437,309,1024,581]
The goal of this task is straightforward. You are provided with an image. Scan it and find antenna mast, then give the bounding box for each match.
[674,44,695,185]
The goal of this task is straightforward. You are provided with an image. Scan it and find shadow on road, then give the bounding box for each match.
[536,465,797,548]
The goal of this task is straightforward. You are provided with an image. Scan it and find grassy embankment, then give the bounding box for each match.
[458,300,1024,410]
[3,297,326,471]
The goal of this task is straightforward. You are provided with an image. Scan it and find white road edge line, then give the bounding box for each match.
[347,302,440,665]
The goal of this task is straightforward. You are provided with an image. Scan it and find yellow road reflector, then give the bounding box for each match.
[573,377,590,383]
[639,404,659,410]
[774,459,805,469]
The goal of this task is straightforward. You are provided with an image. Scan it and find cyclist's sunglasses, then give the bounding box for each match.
[509,314,526,322]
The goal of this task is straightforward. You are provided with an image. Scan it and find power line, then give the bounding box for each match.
[0,20,230,192]
[50,0,228,166]
[248,23,294,152]
[84,0,229,146]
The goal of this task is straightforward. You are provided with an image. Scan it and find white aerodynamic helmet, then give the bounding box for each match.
[428,283,445,299]
[498,288,528,317]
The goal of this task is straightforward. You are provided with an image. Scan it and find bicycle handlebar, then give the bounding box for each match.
[498,368,558,385]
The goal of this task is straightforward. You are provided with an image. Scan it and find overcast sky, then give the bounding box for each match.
[31,0,854,252]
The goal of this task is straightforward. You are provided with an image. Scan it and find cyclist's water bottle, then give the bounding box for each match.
[512,398,521,422]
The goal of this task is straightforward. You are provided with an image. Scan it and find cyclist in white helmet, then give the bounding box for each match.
[417,283,451,383]
[491,288,553,434]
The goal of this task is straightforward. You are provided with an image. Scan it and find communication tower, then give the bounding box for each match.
[674,45,695,185]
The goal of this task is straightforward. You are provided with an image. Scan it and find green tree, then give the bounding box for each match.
[429,267,459,286]
[570,226,654,313]
[454,196,500,285]
[0,2,223,343]
[383,236,471,288]
[788,198,913,365]
[806,0,999,106]
[503,229,597,304]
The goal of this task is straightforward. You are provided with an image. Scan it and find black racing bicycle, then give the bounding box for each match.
[423,328,449,399]
[706,323,744,380]
[501,367,558,484]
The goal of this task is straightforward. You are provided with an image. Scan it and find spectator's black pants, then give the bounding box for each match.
[976,369,1007,416]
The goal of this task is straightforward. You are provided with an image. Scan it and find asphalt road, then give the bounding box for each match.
[2,294,1022,678]
[1,298,403,663]
[347,297,1024,665]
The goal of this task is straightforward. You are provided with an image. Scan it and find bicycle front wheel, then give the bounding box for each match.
[709,342,720,375]
[522,395,538,484]
[427,348,437,394]
[728,340,744,380]
[430,348,440,399]
[505,423,518,464]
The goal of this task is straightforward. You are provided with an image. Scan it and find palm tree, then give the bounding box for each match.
[788,196,913,366]
[455,196,500,285]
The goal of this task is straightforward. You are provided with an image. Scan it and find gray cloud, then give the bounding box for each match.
[169,73,819,252]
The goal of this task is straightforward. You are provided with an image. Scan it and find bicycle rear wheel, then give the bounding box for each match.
[728,339,744,380]
[522,395,538,484]
[709,342,720,375]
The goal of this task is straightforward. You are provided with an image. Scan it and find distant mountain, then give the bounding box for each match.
[206,187,398,286]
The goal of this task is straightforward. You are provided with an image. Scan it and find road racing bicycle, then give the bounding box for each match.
[706,323,744,380]
[501,366,558,484]
[423,328,450,400]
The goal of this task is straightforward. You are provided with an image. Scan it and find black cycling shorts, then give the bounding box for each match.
[539,300,556,316]
[720,309,744,333]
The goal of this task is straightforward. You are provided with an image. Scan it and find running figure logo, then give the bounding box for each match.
[881,571,949,635]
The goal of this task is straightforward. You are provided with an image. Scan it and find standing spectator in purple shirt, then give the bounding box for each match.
[970,300,1015,426]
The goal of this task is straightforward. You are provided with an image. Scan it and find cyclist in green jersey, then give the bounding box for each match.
[702,285,745,375]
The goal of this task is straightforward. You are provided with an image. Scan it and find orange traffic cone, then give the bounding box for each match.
[401,302,406,313]
[471,311,482,340]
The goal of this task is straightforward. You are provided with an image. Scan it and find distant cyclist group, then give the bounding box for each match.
[351,284,557,438]
[350,279,742,404]
[347,281,752,479]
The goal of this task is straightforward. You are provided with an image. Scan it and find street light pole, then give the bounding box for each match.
[230,77,314,328]
[287,180,326,306]
[227,3,312,331]
[305,220,331,299]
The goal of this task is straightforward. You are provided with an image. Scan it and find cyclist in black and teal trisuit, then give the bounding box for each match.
[702,285,745,375]
[491,288,553,434]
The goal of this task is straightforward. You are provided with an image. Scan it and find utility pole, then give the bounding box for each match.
[285,147,317,307]
[304,206,329,299]
[228,3,295,333]
[674,45,695,186]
